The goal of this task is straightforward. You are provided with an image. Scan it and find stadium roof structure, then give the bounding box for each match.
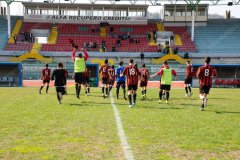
[1,0,240,5]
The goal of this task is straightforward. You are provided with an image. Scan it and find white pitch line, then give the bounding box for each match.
[110,94,134,160]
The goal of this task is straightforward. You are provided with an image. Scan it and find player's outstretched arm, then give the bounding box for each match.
[71,48,77,61]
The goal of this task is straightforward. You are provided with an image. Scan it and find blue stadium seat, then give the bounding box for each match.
[192,19,240,53]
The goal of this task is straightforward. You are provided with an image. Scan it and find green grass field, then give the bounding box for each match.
[0,87,240,160]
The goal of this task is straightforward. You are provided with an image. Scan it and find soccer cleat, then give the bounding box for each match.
[132,103,135,107]
[158,100,162,103]
[86,93,90,96]
[76,94,80,99]
[58,101,62,104]
[203,98,208,108]
[105,94,109,98]
[142,95,145,99]
[185,94,188,97]
[129,104,133,108]
[124,97,127,100]
[166,100,168,104]
[39,90,41,94]
[188,93,193,97]
[102,94,105,98]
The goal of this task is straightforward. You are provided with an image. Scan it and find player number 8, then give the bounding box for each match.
[204,69,209,76]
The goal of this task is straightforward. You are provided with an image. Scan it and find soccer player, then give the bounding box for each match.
[122,59,141,108]
[99,59,110,98]
[63,68,68,95]
[72,47,89,99]
[115,61,127,100]
[84,67,91,96]
[150,61,177,104]
[39,64,51,94]
[184,60,194,97]
[196,57,217,111]
[139,64,149,99]
[51,63,67,104]
[108,65,116,94]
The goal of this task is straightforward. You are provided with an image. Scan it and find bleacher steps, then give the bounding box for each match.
[100,27,107,37]
[152,53,187,64]
[48,26,58,44]
[10,43,52,63]
[8,19,22,44]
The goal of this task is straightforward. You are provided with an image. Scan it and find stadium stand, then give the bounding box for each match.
[0,17,17,50]
[165,26,197,52]
[194,19,240,53]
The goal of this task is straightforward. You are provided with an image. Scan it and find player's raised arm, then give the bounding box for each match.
[83,49,89,61]
[71,48,77,61]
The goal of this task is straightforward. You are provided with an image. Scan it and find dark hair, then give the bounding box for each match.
[46,64,49,68]
[186,60,191,64]
[105,59,108,64]
[142,63,146,67]
[119,61,123,66]
[111,65,114,69]
[58,63,63,68]
[205,57,211,64]
[163,61,168,65]
[78,53,82,58]
[129,59,134,63]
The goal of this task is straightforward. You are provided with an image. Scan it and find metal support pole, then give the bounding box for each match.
[7,4,11,38]
[191,10,195,42]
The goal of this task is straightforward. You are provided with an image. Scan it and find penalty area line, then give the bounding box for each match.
[110,94,134,160]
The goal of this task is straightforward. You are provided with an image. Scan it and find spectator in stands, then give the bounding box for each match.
[135,38,140,44]
[29,33,33,43]
[173,47,179,54]
[158,43,162,53]
[116,38,121,47]
[102,45,106,52]
[153,30,157,42]
[89,40,93,48]
[84,42,87,49]
[112,46,116,52]
[93,41,97,48]
[102,40,106,47]
[170,35,174,45]
[14,34,18,44]
[127,32,130,39]
[163,45,170,54]
[147,33,151,41]
[140,52,145,64]
[184,53,190,59]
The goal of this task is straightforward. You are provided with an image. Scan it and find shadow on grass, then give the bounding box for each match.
[137,105,184,110]
[209,110,240,114]
[69,101,127,106]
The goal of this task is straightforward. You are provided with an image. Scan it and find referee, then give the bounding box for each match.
[72,47,89,99]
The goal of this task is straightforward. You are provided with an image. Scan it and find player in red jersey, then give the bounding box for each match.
[196,57,217,111]
[39,64,51,94]
[184,61,194,97]
[122,59,141,108]
[84,67,91,96]
[139,64,150,100]
[99,59,110,98]
[108,65,116,94]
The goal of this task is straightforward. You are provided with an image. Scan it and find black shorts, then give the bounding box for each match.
[109,79,115,86]
[184,77,192,84]
[140,81,148,87]
[199,85,211,94]
[102,78,109,85]
[85,77,90,84]
[43,79,50,84]
[116,81,126,88]
[55,86,65,94]
[160,84,171,91]
[128,85,137,91]
[75,72,85,84]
